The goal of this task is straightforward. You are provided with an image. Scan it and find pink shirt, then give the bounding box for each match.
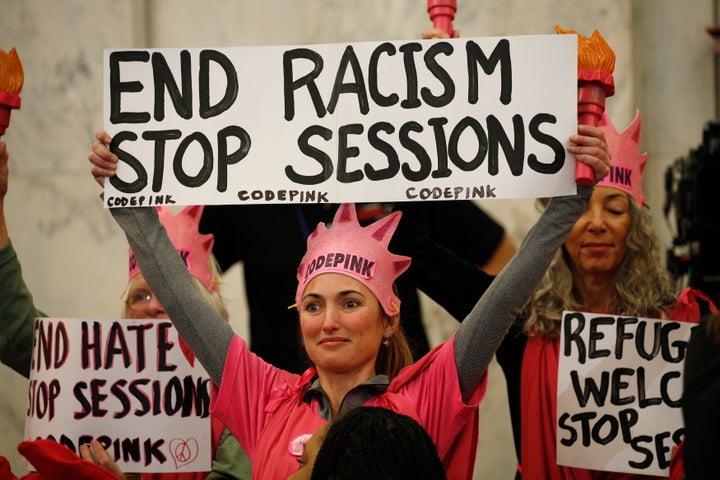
[211,334,487,480]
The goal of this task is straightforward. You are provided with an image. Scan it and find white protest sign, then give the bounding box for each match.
[24,318,212,473]
[557,311,694,476]
[102,35,578,208]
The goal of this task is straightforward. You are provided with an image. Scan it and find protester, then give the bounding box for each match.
[0,141,250,479]
[200,23,517,369]
[288,407,446,480]
[495,110,716,479]
[89,132,511,365]
[198,201,516,370]
[90,122,610,479]
[90,26,517,374]
[0,439,122,480]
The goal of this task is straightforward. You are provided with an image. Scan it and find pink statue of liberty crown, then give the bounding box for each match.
[295,203,412,316]
[128,205,217,292]
[597,110,648,207]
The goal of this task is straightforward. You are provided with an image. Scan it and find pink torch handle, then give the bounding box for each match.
[575,82,607,186]
[427,0,457,36]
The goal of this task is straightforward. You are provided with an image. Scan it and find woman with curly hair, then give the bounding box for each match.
[496,110,714,480]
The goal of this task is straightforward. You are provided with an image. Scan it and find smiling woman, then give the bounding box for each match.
[294,202,414,393]
[99,122,611,479]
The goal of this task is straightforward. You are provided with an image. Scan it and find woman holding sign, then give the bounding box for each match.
[0,142,249,479]
[496,110,715,479]
[89,122,610,479]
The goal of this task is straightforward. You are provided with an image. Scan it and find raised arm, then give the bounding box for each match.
[0,142,45,377]
[90,132,233,386]
[453,125,611,401]
[110,203,232,386]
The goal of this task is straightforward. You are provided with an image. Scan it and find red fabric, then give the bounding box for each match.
[667,442,684,480]
[17,439,119,479]
[435,410,479,480]
[671,286,718,324]
[0,456,20,480]
[388,341,483,480]
[0,456,41,480]
[520,336,591,480]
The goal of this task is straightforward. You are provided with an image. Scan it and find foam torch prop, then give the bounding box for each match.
[556,26,616,186]
[0,47,24,137]
[427,0,457,36]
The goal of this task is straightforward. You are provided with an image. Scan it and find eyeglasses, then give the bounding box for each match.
[125,289,154,312]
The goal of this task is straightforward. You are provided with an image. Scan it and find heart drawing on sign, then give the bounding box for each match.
[169,438,200,469]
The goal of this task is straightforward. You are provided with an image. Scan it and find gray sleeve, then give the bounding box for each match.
[454,187,593,401]
[109,206,233,386]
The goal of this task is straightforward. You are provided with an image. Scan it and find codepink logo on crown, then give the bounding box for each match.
[295,204,411,316]
[303,252,376,280]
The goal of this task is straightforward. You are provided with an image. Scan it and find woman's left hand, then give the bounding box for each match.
[568,124,612,185]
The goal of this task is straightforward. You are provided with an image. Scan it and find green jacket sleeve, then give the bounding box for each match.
[205,427,252,479]
[0,240,46,378]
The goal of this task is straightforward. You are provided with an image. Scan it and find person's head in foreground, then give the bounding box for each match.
[525,110,676,336]
[288,406,447,480]
[123,205,228,321]
[294,204,414,383]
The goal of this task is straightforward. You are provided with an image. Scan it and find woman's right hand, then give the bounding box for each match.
[78,439,139,479]
[88,130,118,187]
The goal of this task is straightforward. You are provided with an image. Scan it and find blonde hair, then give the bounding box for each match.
[123,254,229,322]
[524,198,677,337]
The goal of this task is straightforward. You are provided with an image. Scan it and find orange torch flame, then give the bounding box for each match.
[557,26,615,73]
[556,26,615,96]
[0,47,24,96]
[556,26,616,185]
[0,47,24,136]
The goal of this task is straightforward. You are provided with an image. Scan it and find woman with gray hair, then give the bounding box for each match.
[496,110,714,479]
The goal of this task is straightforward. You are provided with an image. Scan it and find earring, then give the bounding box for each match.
[383,335,391,347]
